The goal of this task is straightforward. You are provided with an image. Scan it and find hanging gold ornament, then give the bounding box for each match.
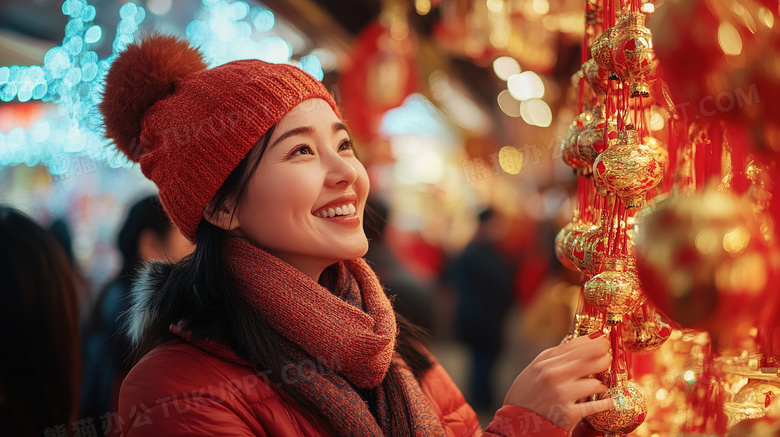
[610,11,659,97]
[578,107,618,166]
[623,305,672,353]
[582,58,609,95]
[561,111,593,175]
[572,224,608,276]
[584,256,646,324]
[555,221,578,270]
[555,218,592,272]
[594,126,663,209]
[586,373,648,434]
[563,313,602,343]
[592,26,619,80]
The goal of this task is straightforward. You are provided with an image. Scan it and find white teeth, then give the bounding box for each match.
[314,203,356,218]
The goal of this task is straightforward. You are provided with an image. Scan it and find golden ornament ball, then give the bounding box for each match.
[561,111,592,172]
[584,257,647,324]
[633,188,770,337]
[623,306,672,353]
[572,224,608,277]
[610,11,659,97]
[591,26,618,80]
[586,375,648,434]
[582,58,609,95]
[555,222,577,270]
[594,126,663,209]
[578,107,618,166]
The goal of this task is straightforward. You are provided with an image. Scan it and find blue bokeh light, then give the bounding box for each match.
[84,25,102,44]
[0,0,328,172]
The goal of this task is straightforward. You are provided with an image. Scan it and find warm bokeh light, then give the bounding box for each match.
[498,146,523,174]
[493,56,521,81]
[415,0,431,15]
[497,90,522,117]
[532,0,550,15]
[758,7,775,29]
[520,98,552,127]
[649,108,665,131]
[507,71,545,101]
[717,22,743,56]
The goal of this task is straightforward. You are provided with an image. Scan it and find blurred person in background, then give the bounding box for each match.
[0,206,81,436]
[49,216,94,324]
[446,208,515,411]
[79,195,191,434]
[363,196,434,333]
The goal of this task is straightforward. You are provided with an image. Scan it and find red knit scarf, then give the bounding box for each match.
[224,238,445,436]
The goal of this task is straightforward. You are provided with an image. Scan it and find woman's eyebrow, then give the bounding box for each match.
[268,126,313,150]
[333,122,348,134]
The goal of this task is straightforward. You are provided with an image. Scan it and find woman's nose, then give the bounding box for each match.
[325,151,358,187]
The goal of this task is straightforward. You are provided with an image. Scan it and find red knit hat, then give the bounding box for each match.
[100,34,340,241]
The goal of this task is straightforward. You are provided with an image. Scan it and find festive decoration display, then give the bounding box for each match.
[557,0,780,434]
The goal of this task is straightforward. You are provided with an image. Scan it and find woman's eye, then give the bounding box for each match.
[339,139,354,151]
[292,145,313,155]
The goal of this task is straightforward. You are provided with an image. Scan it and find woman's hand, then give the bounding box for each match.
[502,332,614,431]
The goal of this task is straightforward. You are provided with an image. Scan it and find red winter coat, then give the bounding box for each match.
[117,330,566,436]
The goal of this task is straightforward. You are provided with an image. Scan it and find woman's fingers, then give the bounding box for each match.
[566,377,611,403]
[534,335,610,365]
[559,349,612,378]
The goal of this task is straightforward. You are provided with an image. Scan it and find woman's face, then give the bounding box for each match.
[231,98,369,279]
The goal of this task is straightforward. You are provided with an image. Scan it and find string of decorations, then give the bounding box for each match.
[557,0,780,434]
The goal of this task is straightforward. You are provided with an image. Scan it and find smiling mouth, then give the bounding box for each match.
[313,203,357,218]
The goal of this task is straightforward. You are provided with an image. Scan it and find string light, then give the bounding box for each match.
[0,0,327,172]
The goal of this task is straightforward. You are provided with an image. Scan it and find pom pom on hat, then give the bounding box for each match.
[100,33,208,162]
[100,33,340,241]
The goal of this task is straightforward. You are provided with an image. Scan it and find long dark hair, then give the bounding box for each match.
[131,127,433,429]
[0,206,81,436]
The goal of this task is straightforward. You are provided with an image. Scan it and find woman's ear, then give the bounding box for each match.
[202,203,240,232]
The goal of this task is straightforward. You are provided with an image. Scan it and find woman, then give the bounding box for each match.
[0,207,81,436]
[100,34,613,436]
